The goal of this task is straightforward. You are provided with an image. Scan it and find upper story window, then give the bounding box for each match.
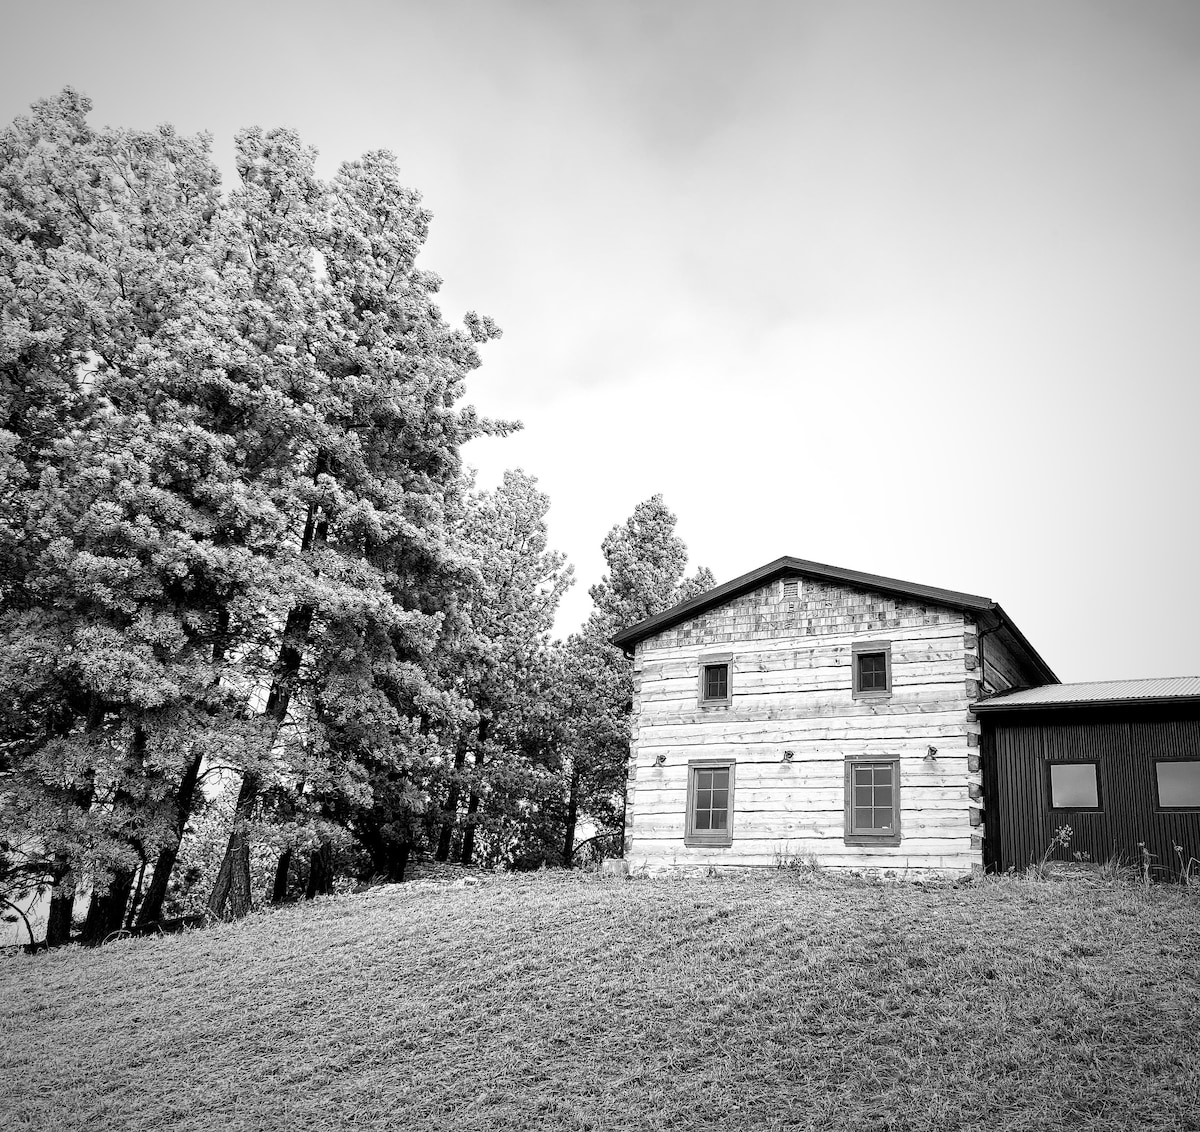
[698,652,732,708]
[851,640,892,699]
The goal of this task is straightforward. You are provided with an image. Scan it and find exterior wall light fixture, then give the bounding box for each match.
[926,745,938,760]
[653,754,667,767]
[783,749,796,761]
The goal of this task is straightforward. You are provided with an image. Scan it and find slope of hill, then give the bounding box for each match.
[2,871,1198,1131]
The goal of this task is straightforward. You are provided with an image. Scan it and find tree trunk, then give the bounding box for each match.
[562,763,580,869]
[82,725,146,942]
[207,767,258,918]
[359,826,409,882]
[435,732,470,861]
[208,852,232,916]
[43,698,104,946]
[44,856,76,948]
[458,720,489,866]
[124,856,147,928]
[271,847,293,904]
[136,748,204,928]
[207,469,325,919]
[305,841,334,899]
[81,867,135,944]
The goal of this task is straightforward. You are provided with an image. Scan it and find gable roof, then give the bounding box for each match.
[972,676,1200,714]
[611,554,1058,684]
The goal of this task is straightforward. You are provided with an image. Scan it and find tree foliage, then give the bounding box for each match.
[559,495,713,863]
[0,91,716,943]
[0,89,506,931]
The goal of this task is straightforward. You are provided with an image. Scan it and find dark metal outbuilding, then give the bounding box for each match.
[973,678,1200,876]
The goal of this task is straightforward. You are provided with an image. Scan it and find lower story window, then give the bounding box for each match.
[1155,760,1200,810]
[1048,762,1101,810]
[686,761,734,847]
[844,757,901,846]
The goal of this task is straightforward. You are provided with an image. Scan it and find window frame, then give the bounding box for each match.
[685,759,735,848]
[851,639,893,700]
[1046,760,1103,812]
[697,652,733,709]
[843,755,902,847]
[1153,757,1200,812]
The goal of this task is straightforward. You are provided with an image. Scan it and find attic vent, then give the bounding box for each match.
[782,579,800,600]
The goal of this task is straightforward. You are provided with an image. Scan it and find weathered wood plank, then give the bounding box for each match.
[640,622,967,664]
[634,812,968,837]
[626,837,973,861]
[634,785,971,810]
[634,740,971,761]
[642,649,967,683]
[638,670,970,702]
[638,718,973,746]
[633,763,969,787]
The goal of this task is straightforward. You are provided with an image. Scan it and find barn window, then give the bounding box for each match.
[1047,762,1101,810]
[852,640,892,699]
[698,652,732,707]
[844,756,901,846]
[1155,760,1200,810]
[686,761,735,847]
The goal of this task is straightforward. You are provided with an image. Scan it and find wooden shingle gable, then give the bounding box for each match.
[612,555,1057,686]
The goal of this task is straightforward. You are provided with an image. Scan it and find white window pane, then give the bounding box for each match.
[1157,761,1200,808]
[1049,763,1099,808]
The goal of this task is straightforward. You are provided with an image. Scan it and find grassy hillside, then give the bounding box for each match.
[2,871,1198,1132]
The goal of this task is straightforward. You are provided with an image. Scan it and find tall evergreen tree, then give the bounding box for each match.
[0,90,279,940]
[434,469,572,867]
[0,90,509,932]
[560,496,713,865]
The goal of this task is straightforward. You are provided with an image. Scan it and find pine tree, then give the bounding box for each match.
[560,496,713,864]
[0,90,510,932]
[203,137,510,913]
[433,469,573,867]
[0,90,279,940]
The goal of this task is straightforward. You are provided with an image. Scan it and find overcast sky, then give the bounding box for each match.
[3,0,1198,681]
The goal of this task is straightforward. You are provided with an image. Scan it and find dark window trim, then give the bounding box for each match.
[851,639,892,700]
[1045,760,1103,812]
[698,652,733,709]
[1152,756,1200,812]
[685,758,735,847]
[843,754,902,847]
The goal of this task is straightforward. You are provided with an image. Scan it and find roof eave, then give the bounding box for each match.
[973,693,1200,714]
[984,602,1059,685]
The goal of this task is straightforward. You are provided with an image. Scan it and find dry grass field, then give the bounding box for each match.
[2,870,1198,1132]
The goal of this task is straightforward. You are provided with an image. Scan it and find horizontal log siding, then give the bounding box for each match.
[626,578,979,875]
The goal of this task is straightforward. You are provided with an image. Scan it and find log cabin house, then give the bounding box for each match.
[612,556,1200,877]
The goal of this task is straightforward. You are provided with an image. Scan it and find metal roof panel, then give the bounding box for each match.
[973,676,1200,712]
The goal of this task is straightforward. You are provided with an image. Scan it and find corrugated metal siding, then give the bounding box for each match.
[988,716,1200,874]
